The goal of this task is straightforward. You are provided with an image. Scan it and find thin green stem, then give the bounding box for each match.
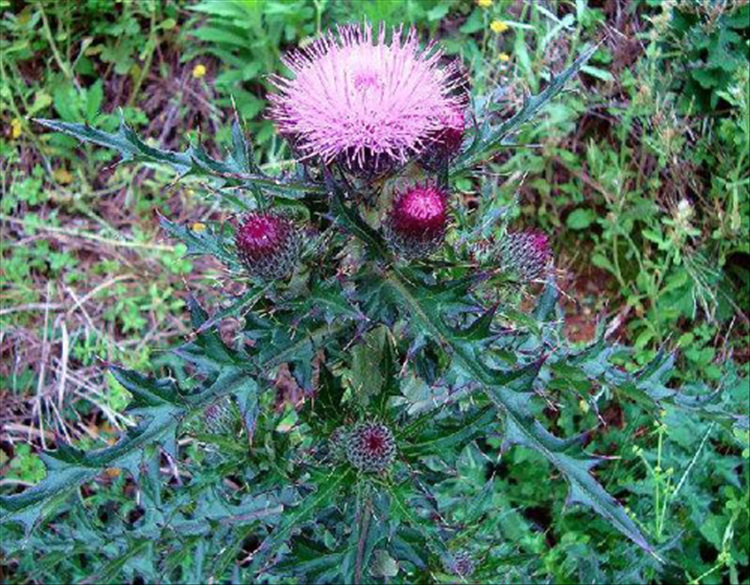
[37,2,78,89]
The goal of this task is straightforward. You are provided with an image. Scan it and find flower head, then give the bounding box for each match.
[490,20,509,34]
[10,118,22,139]
[192,63,207,79]
[384,183,449,259]
[235,212,303,280]
[269,24,465,172]
[420,106,466,170]
[445,551,476,577]
[497,230,552,281]
[346,421,397,472]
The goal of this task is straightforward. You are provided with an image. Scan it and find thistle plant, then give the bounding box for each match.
[1,23,742,584]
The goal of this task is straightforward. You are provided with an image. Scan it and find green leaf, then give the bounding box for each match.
[0,343,255,534]
[349,326,388,406]
[401,407,497,458]
[454,44,598,172]
[249,467,355,576]
[381,270,654,554]
[33,117,324,197]
[159,217,243,272]
[566,208,596,230]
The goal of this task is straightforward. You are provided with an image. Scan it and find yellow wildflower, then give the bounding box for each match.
[498,52,511,62]
[476,0,493,7]
[192,222,207,233]
[10,118,22,139]
[192,64,207,79]
[490,20,509,33]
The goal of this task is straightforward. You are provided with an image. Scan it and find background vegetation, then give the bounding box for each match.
[1,0,748,582]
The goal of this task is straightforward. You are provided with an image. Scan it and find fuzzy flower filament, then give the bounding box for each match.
[269,23,466,172]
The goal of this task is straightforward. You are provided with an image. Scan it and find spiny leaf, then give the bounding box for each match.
[249,467,355,576]
[232,377,261,441]
[301,363,346,432]
[386,481,450,560]
[401,406,497,458]
[111,366,182,408]
[34,117,324,196]
[0,403,177,531]
[453,44,597,173]
[159,217,243,271]
[0,356,252,532]
[382,270,654,554]
[341,490,386,584]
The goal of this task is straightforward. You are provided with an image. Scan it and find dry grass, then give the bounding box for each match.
[0,40,231,453]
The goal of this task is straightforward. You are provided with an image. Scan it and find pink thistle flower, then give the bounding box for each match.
[269,23,466,172]
[384,183,449,259]
[235,212,303,280]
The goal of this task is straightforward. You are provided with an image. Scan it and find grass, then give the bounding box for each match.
[0,0,748,582]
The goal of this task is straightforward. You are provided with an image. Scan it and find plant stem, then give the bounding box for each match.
[37,2,78,89]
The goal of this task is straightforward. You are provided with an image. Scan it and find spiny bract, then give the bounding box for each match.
[383,183,449,259]
[497,230,552,281]
[345,421,397,472]
[235,212,303,281]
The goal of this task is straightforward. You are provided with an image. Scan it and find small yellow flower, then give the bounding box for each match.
[476,0,493,7]
[490,20,509,33]
[498,52,511,62]
[192,222,207,233]
[192,64,207,79]
[10,118,22,139]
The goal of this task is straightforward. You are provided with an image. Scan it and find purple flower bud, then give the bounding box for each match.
[345,421,396,473]
[497,230,552,281]
[444,551,476,577]
[235,212,303,280]
[420,107,466,170]
[384,184,449,259]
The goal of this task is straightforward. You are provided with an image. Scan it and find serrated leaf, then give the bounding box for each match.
[454,44,597,172]
[301,363,346,432]
[249,467,354,576]
[34,117,324,196]
[401,407,497,458]
[382,270,653,554]
[159,217,243,271]
[232,377,260,440]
